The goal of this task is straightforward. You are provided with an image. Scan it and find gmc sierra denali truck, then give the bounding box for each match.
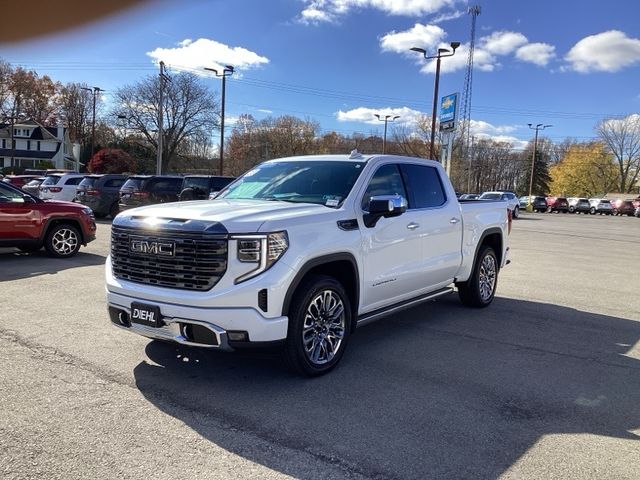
[106,153,510,376]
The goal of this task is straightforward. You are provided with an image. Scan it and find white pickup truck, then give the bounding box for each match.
[106,153,511,376]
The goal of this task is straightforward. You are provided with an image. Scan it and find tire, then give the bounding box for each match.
[512,206,519,219]
[283,275,352,376]
[569,206,575,213]
[44,224,82,258]
[590,207,596,215]
[613,209,619,216]
[457,245,499,308]
[109,202,119,219]
[179,188,196,201]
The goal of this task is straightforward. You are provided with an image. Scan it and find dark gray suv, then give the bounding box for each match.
[76,174,127,219]
[179,175,236,201]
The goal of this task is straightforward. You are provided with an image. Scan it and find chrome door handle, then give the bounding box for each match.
[450,217,460,224]
[407,222,420,230]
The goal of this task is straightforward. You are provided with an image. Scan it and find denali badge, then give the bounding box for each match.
[129,238,175,257]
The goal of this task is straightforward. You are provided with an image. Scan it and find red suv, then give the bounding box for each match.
[0,181,96,257]
[546,196,569,213]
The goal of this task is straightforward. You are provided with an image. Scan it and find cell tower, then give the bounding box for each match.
[460,5,481,152]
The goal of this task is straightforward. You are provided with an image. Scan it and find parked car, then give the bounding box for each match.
[107,153,511,376]
[479,191,520,218]
[634,207,640,218]
[567,197,591,214]
[0,180,96,257]
[118,175,183,211]
[38,173,86,202]
[179,175,236,201]
[546,197,569,213]
[458,193,480,200]
[2,175,41,188]
[75,174,128,219]
[21,177,46,196]
[613,199,636,216]
[519,195,548,212]
[588,198,613,215]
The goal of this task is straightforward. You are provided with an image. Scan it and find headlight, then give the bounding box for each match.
[232,231,288,283]
[81,206,94,216]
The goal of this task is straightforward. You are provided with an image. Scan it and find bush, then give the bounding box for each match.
[88,148,136,174]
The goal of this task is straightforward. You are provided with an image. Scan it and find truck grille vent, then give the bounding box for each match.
[111,226,227,291]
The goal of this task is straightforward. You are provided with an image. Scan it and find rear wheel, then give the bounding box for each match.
[283,275,351,376]
[512,206,519,219]
[457,245,498,308]
[569,206,575,213]
[590,207,596,215]
[44,224,81,258]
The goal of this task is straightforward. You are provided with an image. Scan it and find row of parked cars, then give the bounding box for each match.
[2,173,235,219]
[518,196,640,217]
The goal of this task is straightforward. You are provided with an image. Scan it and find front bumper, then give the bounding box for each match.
[107,290,289,347]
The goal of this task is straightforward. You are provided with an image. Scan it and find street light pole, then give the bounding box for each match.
[411,42,460,160]
[81,86,103,158]
[374,114,400,154]
[526,123,552,211]
[205,65,234,175]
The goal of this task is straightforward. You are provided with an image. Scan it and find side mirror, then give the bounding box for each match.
[363,195,407,228]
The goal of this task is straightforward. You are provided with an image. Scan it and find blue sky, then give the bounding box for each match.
[3,0,640,149]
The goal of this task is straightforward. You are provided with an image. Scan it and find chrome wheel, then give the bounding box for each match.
[478,253,497,302]
[302,290,346,365]
[52,228,79,256]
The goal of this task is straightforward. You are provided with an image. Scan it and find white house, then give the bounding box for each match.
[0,120,80,171]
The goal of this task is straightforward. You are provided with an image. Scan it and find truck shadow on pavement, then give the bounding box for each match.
[0,250,106,281]
[133,296,640,479]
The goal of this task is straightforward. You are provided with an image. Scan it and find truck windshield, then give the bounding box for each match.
[218,161,366,207]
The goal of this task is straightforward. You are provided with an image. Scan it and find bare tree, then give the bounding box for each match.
[597,114,640,193]
[57,83,93,142]
[113,72,219,172]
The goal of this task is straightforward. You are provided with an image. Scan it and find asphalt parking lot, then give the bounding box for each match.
[1,213,639,480]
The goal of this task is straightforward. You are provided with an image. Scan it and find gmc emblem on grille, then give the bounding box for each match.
[129,238,175,257]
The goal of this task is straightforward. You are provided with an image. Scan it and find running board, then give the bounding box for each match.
[356,287,454,328]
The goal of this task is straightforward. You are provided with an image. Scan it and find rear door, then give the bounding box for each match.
[0,183,41,241]
[400,163,463,288]
[62,176,84,201]
[149,178,182,203]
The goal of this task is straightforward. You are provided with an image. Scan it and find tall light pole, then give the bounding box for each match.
[526,123,552,211]
[374,114,400,154]
[411,42,460,160]
[81,86,103,158]
[205,65,234,175]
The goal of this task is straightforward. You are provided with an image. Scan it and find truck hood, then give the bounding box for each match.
[115,199,334,233]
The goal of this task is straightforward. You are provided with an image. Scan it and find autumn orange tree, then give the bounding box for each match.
[549,142,619,197]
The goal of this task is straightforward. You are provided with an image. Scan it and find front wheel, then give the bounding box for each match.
[457,245,498,308]
[44,224,81,258]
[283,275,351,376]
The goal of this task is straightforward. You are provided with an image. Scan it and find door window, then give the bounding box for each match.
[104,178,126,188]
[400,164,446,209]
[64,177,84,186]
[361,164,407,211]
[0,183,26,203]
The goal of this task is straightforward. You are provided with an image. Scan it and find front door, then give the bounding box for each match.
[0,184,40,241]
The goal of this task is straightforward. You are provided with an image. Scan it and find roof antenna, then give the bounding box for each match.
[349,149,363,159]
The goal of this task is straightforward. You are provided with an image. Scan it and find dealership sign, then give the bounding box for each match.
[439,93,458,132]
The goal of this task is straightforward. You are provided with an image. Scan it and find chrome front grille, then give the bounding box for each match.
[111,226,227,291]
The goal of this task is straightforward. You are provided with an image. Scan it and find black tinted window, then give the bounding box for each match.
[150,178,182,192]
[121,178,144,190]
[361,164,407,210]
[400,164,446,209]
[64,177,84,186]
[104,178,126,188]
[183,177,209,191]
[79,177,98,188]
[212,177,234,191]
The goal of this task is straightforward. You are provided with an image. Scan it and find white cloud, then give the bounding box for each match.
[257,109,273,114]
[382,23,555,73]
[380,23,446,54]
[480,31,528,55]
[336,106,425,125]
[299,0,456,24]
[515,42,555,66]
[470,120,518,136]
[147,38,269,74]
[565,30,640,73]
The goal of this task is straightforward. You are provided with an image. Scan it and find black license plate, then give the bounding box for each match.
[131,302,162,328]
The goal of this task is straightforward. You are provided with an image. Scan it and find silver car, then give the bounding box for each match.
[480,191,520,218]
[588,198,613,215]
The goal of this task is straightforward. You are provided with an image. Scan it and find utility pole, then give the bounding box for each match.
[156,61,170,176]
[204,65,234,175]
[411,42,460,160]
[81,86,103,158]
[526,123,552,212]
[374,114,400,154]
